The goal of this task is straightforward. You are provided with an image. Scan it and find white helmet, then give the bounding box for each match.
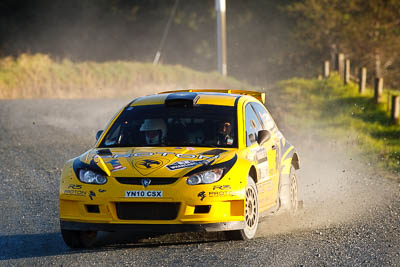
[140,119,167,145]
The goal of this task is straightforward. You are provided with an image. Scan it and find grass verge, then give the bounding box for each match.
[0,53,248,99]
[270,74,400,176]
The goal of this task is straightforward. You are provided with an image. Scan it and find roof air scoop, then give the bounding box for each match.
[165,92,199,108]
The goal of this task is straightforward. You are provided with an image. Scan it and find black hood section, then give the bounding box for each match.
[184,154,237,177]
[200,149,228,156]
[97,149,112,156]
[165,92,199,108]
[72,157,108,178]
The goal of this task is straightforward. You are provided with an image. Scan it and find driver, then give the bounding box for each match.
[217,121,233,145]
[140,119,167,145]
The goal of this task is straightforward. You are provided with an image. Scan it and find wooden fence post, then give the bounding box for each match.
[391,95,399,124]
[323,60,330,78]
[335,53,345,79]
[344,59,350,85]
[359,67,367,94]
[374,77,384,103]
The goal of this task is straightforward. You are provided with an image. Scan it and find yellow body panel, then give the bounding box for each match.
[60,90,298,232]
[60,147,247,225]
[195,94,236,106]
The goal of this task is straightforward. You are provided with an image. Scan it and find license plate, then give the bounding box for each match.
[125,190,163,198]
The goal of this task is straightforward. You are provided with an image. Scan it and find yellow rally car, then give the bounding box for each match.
[59,89,300,248]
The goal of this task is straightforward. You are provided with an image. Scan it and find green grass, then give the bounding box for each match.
[270,74,400,175]
[0,53,248,98]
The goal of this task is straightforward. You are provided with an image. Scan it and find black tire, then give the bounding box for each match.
[279,165,298,216]
[227,176,259,240]
[61,228,97,249]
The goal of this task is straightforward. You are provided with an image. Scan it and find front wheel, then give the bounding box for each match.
[226,176,259,240]
[61,228,97,249]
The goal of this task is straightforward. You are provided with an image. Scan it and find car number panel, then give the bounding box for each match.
[125,190,163,198]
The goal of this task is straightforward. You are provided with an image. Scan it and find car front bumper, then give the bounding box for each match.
[59,169,246,231]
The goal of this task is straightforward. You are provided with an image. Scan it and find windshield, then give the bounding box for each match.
[99,104,237,148]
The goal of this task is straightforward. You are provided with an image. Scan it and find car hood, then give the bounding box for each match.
[74,147,237,178]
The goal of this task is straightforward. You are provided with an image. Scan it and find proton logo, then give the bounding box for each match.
[141,178,151,188]
[198,191,206,201]
[137,159,162,169]
[89,191,96,200]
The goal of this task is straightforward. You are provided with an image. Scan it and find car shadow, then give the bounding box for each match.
[0,231,229,260]
[0,232,70,260]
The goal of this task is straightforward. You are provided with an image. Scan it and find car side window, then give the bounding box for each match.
[251,102,276,131]
[245,104,263,147]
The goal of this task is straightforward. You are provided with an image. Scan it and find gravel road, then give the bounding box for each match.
[0,99,399,266]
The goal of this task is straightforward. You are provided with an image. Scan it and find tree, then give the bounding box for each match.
[286,0,400,88]
[343,0,400,87]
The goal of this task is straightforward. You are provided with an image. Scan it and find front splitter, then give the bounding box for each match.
[60,220,245,233]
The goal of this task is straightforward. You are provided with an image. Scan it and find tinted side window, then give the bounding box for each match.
[245,104,263,146]
[251,102,276,131]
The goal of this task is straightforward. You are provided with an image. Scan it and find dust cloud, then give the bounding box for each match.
[7,98,396,239]
[43,97,396,237]
[257,127,397,237]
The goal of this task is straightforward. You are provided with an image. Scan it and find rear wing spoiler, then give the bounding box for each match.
[160,89,265,104]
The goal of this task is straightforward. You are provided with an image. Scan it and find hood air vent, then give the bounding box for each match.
[165,92,199,108]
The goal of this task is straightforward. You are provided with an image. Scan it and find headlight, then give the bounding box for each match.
[186,168,224,185]
[79,169,107,185]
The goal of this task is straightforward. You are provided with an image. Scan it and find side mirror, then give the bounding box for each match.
[257,130,271,145]
[96,130,104,141]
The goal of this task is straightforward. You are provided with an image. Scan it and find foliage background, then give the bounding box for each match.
[0,0,399,88]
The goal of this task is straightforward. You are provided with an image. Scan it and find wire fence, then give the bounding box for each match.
[318,53,399,125]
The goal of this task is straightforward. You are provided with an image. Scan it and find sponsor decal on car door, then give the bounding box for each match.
[244,104,274,208]
[250,101,280,201]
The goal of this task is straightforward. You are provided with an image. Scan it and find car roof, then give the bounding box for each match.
[130,90,265,107]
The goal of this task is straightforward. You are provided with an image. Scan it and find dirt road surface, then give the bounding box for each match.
[1,99,399,266]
